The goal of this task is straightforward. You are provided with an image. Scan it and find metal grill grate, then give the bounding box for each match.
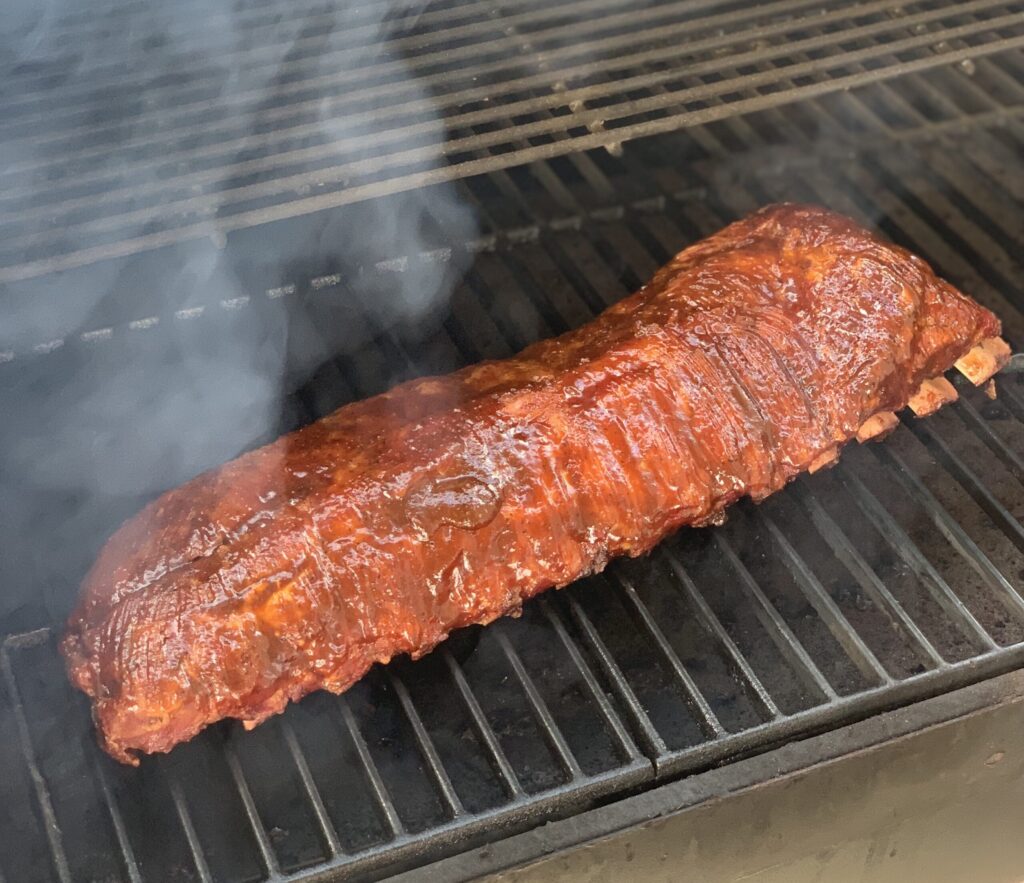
[1,0,1023,280]
[1,39,1023,883]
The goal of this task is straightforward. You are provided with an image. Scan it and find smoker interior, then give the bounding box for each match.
[2,3,1024,882]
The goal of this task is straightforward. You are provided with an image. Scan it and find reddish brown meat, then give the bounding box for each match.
[63,204,1002,764]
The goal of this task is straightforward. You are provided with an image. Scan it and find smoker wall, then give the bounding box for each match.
[422,670,1024,883]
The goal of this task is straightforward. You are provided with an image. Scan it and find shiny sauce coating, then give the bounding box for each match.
[62,204,1001,763]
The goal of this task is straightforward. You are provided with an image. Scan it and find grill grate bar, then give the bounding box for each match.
[949,391,1024,485]
[176,0,553,67]
[657,548,783,720]
[561,595,669,758]
[993,377,1024,427]
[3,51,1024,880]
[713,535,838,702]
[654,643,1024,774]
[3,1,1013,213]
[613,574,727,739]
[756,509,893,686]
[40,0,516,54]
[33,120,1017,365]
[904,416,1024,555]
[837,464,1000,651]
[967,138,1024,209]
[27,0,417,40]
[4,16,1023,280]
[0,0,915,177]
[441,648,525,799]
[851,156,1021,324]
[873,444,1024,621]
[870,153,1020,292]
[914,143,1024,256]
[386,671,466,819]
[0,0,847,127]
[795,485,948,671]
[1,0,689,126]
[166,774,215,883]
[279,720,345,859]
[538,598,642,763]
[337,698,406,837]
[90,756,143,883]
[494,630,585,780]
[0,642,72,883]
[222,742,282,877]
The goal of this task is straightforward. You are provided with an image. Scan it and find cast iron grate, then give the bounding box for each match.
[1,58,1024,883]
[1,0,1023,279]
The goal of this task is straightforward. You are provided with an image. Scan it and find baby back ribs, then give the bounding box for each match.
[62,204,1007,764]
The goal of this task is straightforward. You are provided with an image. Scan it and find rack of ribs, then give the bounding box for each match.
[62,204,1010,764]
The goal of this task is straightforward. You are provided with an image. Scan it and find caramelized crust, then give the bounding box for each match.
[62,205,1002,764]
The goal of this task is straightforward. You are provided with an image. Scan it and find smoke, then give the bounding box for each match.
[0,0,478,628]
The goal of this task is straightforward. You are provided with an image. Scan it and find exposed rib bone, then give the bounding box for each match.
[809,447,839,473]
[908,376,958,417]
[955,337,1011,385]
[856,411,899,443]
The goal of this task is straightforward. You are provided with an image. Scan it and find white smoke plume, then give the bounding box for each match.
[0,0,479,627]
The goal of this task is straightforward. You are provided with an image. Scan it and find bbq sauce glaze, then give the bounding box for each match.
[62,204,1001,764]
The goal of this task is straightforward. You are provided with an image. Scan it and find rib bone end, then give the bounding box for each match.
[908,376,958,417]
[955,337,1011,385]
[809,447,839,473]
[856,411,899,443]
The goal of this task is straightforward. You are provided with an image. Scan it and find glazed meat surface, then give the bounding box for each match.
[63,204,1002,764]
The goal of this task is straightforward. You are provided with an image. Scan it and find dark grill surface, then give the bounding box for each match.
[1,8,1024,883]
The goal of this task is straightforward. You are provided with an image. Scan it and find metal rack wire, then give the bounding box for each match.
[0,0,1022,279]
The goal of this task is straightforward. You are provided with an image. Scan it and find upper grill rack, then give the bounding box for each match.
[2,89,1024,881]
[3,53,1024,363]
[1,0,1023,280]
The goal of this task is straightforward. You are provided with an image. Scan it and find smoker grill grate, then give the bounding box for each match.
[1,0,1023,280]
[1,26,1024,883]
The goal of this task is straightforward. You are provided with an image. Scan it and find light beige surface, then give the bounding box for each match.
[491,695,1024,883]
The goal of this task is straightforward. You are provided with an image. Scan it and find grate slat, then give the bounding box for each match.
[756,510,893,686]
[441,649,525,800]
[90,757,143,883]
[795,485,947,670]
[222,743,282,877]
[337,699,406,837]
[612,575,726,739]
[2,3,1023,279]
[493,631,584,780]
[713,535,838,702]
[0,643,72,883]
[656,549,783,721]
[386,672,466,819]
[538,598,643,763]
[838,463,1001,651]
[952,391,1024,484]
[166,775,215,883]
[904,416,1024,555]
[873,444,1024,621]
[561,595,669,759]
[279,721,345,859]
